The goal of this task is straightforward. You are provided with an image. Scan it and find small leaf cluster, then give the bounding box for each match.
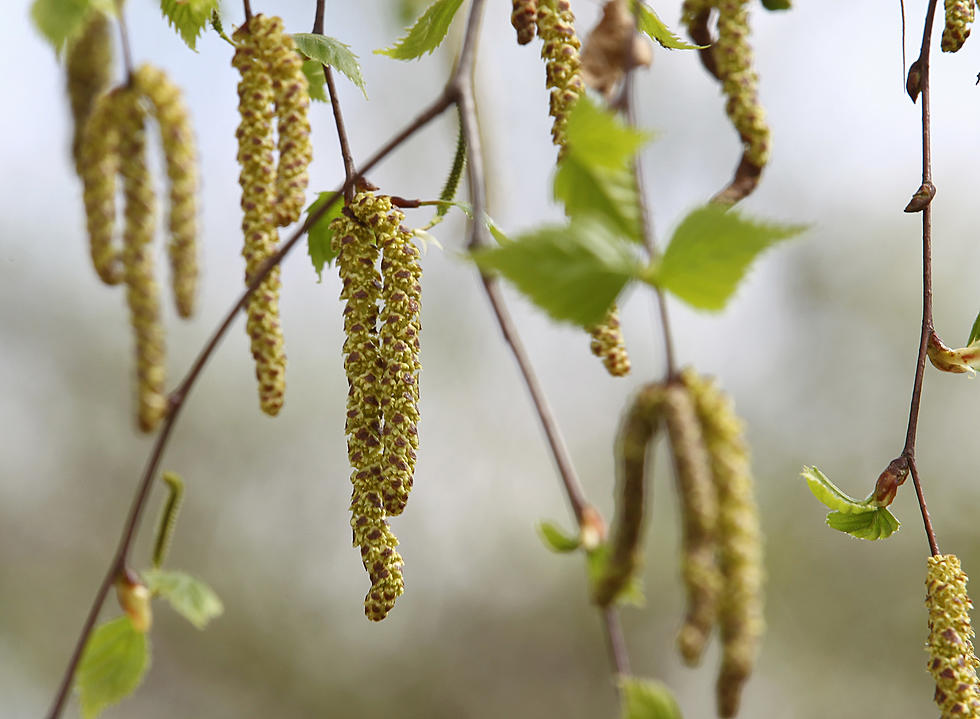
[801,466,900,540]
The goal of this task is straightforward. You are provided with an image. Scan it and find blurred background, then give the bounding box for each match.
[3,0,980,716]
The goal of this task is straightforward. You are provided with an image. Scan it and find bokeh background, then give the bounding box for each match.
[3,1,980,717]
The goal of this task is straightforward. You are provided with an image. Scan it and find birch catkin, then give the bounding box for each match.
[925,554,980,718]
[66,11,112,172]
[79,90,123,285]
[942,0,975,52]
[589,306,631,377]
[511,0,538,45]
[682,368,764,718]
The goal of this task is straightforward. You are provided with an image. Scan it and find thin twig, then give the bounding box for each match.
[115,0,134,81]
[45,86,453,719]
[242,0,252,22]
[908,457,940,556]
[602,606,632,677]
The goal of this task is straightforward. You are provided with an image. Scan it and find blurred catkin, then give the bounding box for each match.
[664,382,721,667]
[942,0,975,52]
[135,65,199,318]
[511,0,538,45]
[79,89,123,285]
[233,16,287,416]
[118,90,167,433]
[925,554,980,718]
[66,11,112,172]
[682,368,764,718]
[589,306,631,377]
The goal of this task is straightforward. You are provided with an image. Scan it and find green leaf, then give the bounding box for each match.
[652,204,806,311]
[160,0,220,51]
[31,0,98,53]
[761,0,792,10]
[306,192,345,279]
[620,677,684,719]
[826,507,900,540]
[563,96,651,170]
[472,218,641,327]
[301,59,328,102]
[292,34,368,98]
[635,2,702,50]
[376,0,465,60]
[800,465,871,514]
[538,521,581,553]
[142,569,223,630]
[968,309,980,346]
[76,617,150,719]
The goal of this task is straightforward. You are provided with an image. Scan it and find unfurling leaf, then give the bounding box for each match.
[635,2,703,50]
[306,192,345,280]
[471,218,641,327]
[376,0,464,60]
[292,33,367,98]
[826,507,900,540]
[927,332,980,375]
[76,617,150,719]
[160,0,220,51]
[652,204,806,311]
[801,465,871,514]
[142,568,223,629]
[620,676,684,719]
[538,521,581,553]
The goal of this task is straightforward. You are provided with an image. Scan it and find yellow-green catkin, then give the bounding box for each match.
[663,383,721,668]
[347,194,423,517]
[589,306,631,377]
[512,0,538,45]
[233,16,287,417]
[79,89,123,285]
[594,383,665,607]
[135,65,199,319]
[942,0,975,52]
[535,0,586,150]
[118,89,167,433]
[260,21,311,227]
[682,368,764,719]
[66,11,112,172]
[331,201,405,621]
[715,0,770,170]
[925,554,980,718]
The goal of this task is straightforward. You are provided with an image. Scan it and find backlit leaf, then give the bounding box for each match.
[801,465,870,514]
[301,59,328,102]
[538,521,581,553]
[620,676,684,719]
[31,0,106,53]
[76,617,150,719]
[826,507,900,540]
[142,569,223,630]
[160,0,220,51]
[635,3,702,50]
[306,192,345,279]
[376,0,464,60]
[293,33,367,98]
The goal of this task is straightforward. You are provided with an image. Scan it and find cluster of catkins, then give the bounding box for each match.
[925,554,980,717]
[232,14,312,416]
[71,12,199,432]
[511,0,631,378]
[595,368,763,718]
[332,191,422,621]
[942,0,976,52]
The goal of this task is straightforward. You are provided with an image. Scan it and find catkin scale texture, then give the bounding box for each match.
[682,368,764,719]
[135,65,199,318]
[589,306,630,377]
[512,0,538,44]
[233,17,288,416]
[79,90,124,285]
[925,554,980,718]
[118,91,167,433]
[66,12,112,172]
[943,0,975,52]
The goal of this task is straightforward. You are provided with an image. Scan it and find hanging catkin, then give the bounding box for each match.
[511,0,538,45]
[79,89,124,285]
[682,368,764,718]
[233,15,288,416]
[589,306,631,377]
[66,11,112,172]
[942,0,975,52]
[663,383,721,668]
[925,554,980,718]
[135,65,199,318]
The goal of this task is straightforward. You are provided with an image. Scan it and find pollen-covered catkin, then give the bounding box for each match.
[942,0,975,52]
[682,368,764,719]
[258,21,311,227]
[79,90,123,285]
[589,306,630,377]
[512,0,538,45]
[66,11,112,171]
[135,65,199,318]
[664,383,721,668]
[536,0,586,150]
[925,554,980,718]
[332,202,405,621]
[118,90,167,433]
[594,383,665,606]
[715,0,770,170]
[233,16,287,416]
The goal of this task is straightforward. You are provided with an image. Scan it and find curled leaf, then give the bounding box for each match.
[801,465,871,514]
[927,332,980,375]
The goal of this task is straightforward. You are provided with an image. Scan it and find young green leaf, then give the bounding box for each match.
[635,2,703,50]
[471,218,641,327]
[160,0,220,51]
[31,0,107,53]
[306,192,345,280]
[376,0,465,60]
[800,465,871,514]
[652,204,806,311]
[142,569,223,630]
[76,617,150,719]
[538,521,581,553]
[292,34,367,98]
[301,59,328,102]
[967,310,980,346]
[563,96,652,170]
[555,157,642,242]
[826,507,900,540]
[619,677,684,719]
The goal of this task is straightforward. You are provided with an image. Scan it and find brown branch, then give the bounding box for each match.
[115,0,134,80]
[242,0,252,22]
[603,606,632,678]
